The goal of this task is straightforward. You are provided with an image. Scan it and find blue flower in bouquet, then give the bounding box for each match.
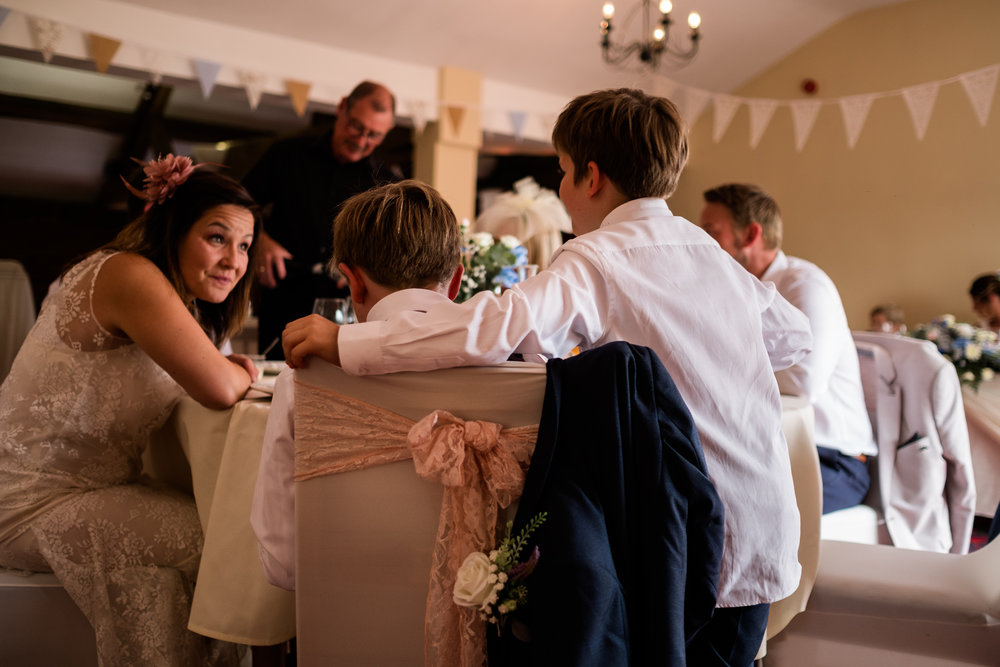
[908,314,1000,391]
[457,221,530,303]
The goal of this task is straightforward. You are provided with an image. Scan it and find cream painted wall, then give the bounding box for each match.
[670,0,1000,331]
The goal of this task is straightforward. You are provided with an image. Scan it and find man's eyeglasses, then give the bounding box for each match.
[344,115,386,144]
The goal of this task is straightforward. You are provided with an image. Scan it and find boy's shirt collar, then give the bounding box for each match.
[367,288,454,322]
[600,197,673,228]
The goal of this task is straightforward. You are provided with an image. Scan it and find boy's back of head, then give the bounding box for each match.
[552,88,689,201]
[332,179,461,291]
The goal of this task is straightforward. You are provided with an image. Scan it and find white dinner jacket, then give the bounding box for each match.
[852,331,976,554]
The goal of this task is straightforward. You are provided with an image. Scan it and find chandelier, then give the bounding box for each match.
[600,1,702,69]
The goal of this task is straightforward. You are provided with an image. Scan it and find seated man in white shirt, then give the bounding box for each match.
[250,179,465,590]
[283,89,813,666]
[700,182,877,514]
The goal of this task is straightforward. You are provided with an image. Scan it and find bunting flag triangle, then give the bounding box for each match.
[789,99,822,152]
[445,105,466,136]
[238,70,267,110]
[712,95,740,143]
[193,60,222,99]
[407,99,428,135]
[88,33,121,74]
[959,64,999,127]
[28,17,62,63]
[748,99,779,149]
[0,8,10,28]
[138,48,163,85]
[285,79,311,117]
[508,110,527,141]
[679,87,711,128]
[902,82,940,141]
[839,94,875,149]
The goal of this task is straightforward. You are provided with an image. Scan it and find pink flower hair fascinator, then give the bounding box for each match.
[121,153,199,208]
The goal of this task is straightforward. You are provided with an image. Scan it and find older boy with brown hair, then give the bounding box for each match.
[284,89,813,664]
[251,179,463,590]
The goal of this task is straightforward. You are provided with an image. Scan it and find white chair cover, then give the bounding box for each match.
[763,536,1000,665]
[757,396,823,659]
[292,361,547,667]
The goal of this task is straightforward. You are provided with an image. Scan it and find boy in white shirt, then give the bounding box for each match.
[250,179,464,590]
[283,89,813,665]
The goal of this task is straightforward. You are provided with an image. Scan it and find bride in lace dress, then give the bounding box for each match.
[0,156,261,666]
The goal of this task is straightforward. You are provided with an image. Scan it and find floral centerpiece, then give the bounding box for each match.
[908,314,1000,391]
[452,512,547,631]
[457,220,529,303]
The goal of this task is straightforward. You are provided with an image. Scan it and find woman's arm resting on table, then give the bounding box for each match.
[227,353,260,382]
[282,314,340,368]
[93,253,253,409]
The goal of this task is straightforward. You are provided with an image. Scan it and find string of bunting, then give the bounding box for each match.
[656,63,998,150]
[4,6,997,150]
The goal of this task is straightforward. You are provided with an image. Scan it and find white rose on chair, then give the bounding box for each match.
[453,552,498,608]
[452,513,547,629]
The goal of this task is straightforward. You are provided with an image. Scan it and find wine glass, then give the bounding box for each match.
[312,298,354,324]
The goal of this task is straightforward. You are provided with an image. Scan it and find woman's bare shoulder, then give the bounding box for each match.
[98,252,172,291]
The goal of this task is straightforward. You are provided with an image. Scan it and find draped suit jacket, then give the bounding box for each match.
[493,342,725,667]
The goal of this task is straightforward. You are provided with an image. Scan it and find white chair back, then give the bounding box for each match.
[757,396,823,660]
[292,362,547,667]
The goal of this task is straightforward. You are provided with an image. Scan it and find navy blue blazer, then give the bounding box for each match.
[491,342,725,666]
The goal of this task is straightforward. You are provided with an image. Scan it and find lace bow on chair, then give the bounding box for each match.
[407,410,538,667]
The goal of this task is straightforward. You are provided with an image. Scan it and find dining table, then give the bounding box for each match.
[144,366,296,647]
[961,379,1000,517]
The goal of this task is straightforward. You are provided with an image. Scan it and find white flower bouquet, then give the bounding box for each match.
[452,512,547,630]
[908,314,1000,391]
[457,220,530,303]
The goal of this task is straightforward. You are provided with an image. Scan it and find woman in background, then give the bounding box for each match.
[0,155,259,665]
[970,273,1000,333]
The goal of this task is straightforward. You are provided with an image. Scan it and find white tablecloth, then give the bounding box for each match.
[146,390,296,646]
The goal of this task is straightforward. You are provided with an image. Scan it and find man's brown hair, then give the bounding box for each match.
[703,183,783,250]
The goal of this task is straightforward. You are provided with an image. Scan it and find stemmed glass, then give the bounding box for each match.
[312,297,354,324]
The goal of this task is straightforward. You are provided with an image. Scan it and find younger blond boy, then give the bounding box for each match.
[251,179,463,590]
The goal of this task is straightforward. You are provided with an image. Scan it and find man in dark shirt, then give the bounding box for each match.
[243,80,397,358]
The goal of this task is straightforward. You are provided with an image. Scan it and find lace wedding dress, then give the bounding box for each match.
[0,251,238,666]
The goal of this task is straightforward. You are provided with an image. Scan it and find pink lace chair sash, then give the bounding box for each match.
[293,379,416,481]
[293,379,539,667]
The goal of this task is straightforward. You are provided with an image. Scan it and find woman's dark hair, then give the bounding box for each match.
[102,168,261,343]
[970,273,1000,303]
